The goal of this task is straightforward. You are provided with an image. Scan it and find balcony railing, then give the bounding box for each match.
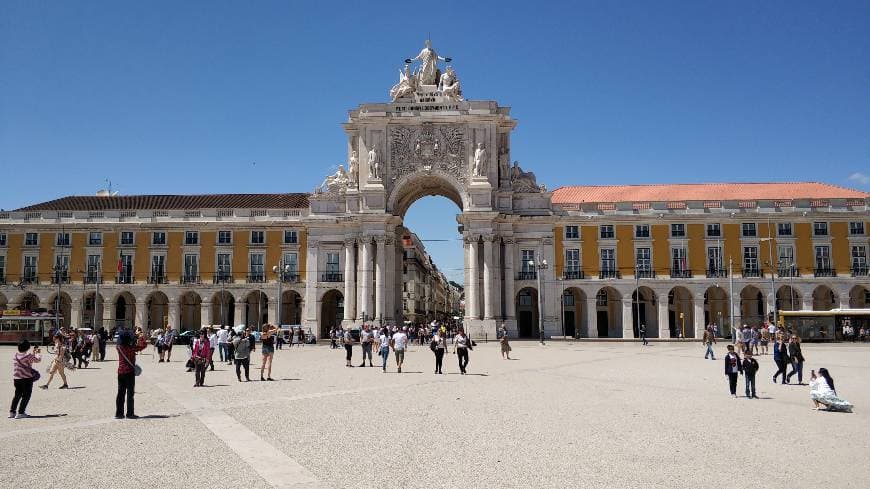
[21,276,38,285]
[321,272,343,282]
[181,275,201,285]
[706,268,727,278]
[852,266,869,277]
[280,272,300,283]
[516,271,537,280]
[247,273,265,284]
[742,268,762,278]
[778,267,800,278]
[148,274,167,284]
[563,270,585,280]
[84,275,102,285]
[599,269,621,279]
[213,273,233,284]
[635,269,656,279]
[670,268,692,279]
[0,275,6,285]
[814,268,835,278]
[115,276,134,285]
[51,273,70,284]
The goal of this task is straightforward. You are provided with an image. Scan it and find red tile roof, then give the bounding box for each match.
[14,193,310,211]
[551,182,868,204]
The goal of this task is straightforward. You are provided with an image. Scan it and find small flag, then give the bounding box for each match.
[117,255,123,273]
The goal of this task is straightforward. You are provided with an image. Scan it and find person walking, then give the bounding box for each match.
[40,332,70,390]
[431,329,447,374]
[98,327,108,361]
[772,338,790,384]
[216,326,229,363]
[499,325,512,360]
[115,329,147,419]
[206,328,217,371]
[453,328,471,375]
[786,335,805,385]
[191,330,211,387]
[703,328,716,360]
[260,324,277,381]
[359,324,374,367]
[723,345,742,398]
[391,326,409,374]
[741,350,759,399]
[232,330,253,382]
[378,327,391,372]
[10,339,41,419]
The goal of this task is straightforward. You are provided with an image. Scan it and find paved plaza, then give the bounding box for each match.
[2,340,868,489]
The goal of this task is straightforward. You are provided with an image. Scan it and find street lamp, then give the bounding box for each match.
[529,258,548,345]
[679,311,685,339]
[272,262,291,327]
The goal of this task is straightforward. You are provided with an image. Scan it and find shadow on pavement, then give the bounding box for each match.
[25,414,68,419]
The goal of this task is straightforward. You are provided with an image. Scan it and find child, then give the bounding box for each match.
[723,345,742,398]
[741,351,760,399]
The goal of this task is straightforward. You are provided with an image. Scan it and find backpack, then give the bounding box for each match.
[429,339,437,352]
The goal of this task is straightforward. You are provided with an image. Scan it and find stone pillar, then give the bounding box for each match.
[304,238,318,326]
[168,298,179,331]
[375,236,386,322]
[493,237,502,319]
[483,236,494,320]
[384,237,396,322]
[838,293,849,310]
[622,298,635,339]
[801,296,813,312]
[201,302,211,327]
[503,239,515,321]
[694,296,706,339]
[267,300,277,326]
[343,239,356,322]
[359,239,374,321]
[233,302,245,326]
[466,236,479,319]
[105,300,116,329]
[71,299,83,328]
[586,298,598,338]
[658,297,670,339]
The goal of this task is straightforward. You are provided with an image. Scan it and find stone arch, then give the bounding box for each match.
[515,287,539,338]
[319,289,344,339]
[113,291,136,329]
[739,285,765,327]
[46,291,73,329]
[776,285,801,312]
[14,292,40,311]
[387,171,467,217]
[211,291,235,328]
[704,286,729,335]
[812,285,837,311]
[849,285,870,309]
[631,286,657,339]
[244,290,269,329]
[668,286,694,338]
[146,291,169,331]
[281,290,303,326]
[595,286,622,338]
[179,291,203,331]
[561,287,586,338]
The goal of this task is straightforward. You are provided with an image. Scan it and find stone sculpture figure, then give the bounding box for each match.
[439,66,462,101]
[320,165,349,193]
[407,39,449,86]
[389,64,417,101]
[368,147,380,180]
[347,151,359,186]
[510,161,544,192]
[472,143,487,177]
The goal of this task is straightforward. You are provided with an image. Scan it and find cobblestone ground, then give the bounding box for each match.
[1,340,868,489]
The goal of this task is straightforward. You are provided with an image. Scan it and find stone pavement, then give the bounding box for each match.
[1,340,868,489]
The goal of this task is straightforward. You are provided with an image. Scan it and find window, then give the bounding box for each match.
[0,233,6,246]
[218,230,232,245]
[118,254,133,283]
[120,231,134,245]
[152,232,166,245]
[636,247,651,273]
[282,252,298,277]
[850,221,866,236]
[852,246,867,272]
[777,245,795,268]
[562,291,575,307]
[151,255,166,281]
[86,255,101,282]
[183,254,199,281]
[521,250,535,272]
[707,246,722,272]
[519,289,533,306]
[706,223,721,238]
[54,255,69,281]
[815,246,831,270]
[564,249,580,278]
[216,253,232,280]
[671,247,687,274]
[23,256,37,282]
[599,225,614,239]
[284,230,298,244]
[56,233,71,247]
[743,246,758,271]
[741,223,757,238]
[813,222,828,236]
[25,233,38,246]
[670,224,685,238]
[0,255,5,280]
[777,223,792,237]
[600,248,616,272]
[184,231,199,245]
[326,252,340,273]
[565,226,579,240]
[596,289,608,307]
[635,225,650,239]
[250,230,265,245]
[88,232,102,246]
[249,253,264,279]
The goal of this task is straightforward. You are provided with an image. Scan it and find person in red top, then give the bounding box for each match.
[191,330,211,387]
[115,329,147,419]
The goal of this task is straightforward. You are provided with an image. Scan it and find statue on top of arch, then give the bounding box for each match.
[390,39,462,102]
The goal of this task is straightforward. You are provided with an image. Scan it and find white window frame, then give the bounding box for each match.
[250,230,265,245]
[184,231,199,246]
[217,230,233,245]
[741,222,757,238]
[777,222,793,237]
[849,221,865,236]
[813,222,828,237]
[670,223,686,238]
[635,224,650,239]
[705,223,721,238]
[120,231,134,246]
[814,245,831,270]
[88,231,103,246]
[599,225,615,239]
[600,248,616,272]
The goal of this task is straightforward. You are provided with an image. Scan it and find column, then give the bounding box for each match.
[586,298,598,338]
[233,301,245,326]
[483,236,494,320]
[838,292,849,310]
[493,237,502,319]
[267,300,277,326]
[71,299,83,329]
[304,238,318,325]
[168,298,179,331]
[201,302,211,327]
[466,236,479,319]
[503,239,515,321]
[693,296,705,339]
[384,237,396,322]
[801,296,813,312]
[622,298,634,339]
[105,300,116,329]
[343,239,356,322]
[657,296,670,339]
[359,239,374,321]
[375,236,386,321]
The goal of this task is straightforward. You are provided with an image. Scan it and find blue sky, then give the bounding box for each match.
[2,0,868,283]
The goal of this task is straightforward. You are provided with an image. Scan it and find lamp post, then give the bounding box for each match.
[679,311,685,339]
[530,258,548,345]
[761,234,778,328]
[272,261,291,328]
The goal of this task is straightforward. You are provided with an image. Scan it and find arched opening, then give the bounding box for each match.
[244,291,268,329]
[82,291,105,328]
[516,287,539,338]
[281,290,302,325]
[16,292,40,311]
[776,285,801,312]
[113,292,136,329]
[668,286,694,338]
[211,291,235,328]
[739,285,765,327]
[595,287,621,338]
[632,286,657,338]
[561,287,586,338]
[849,285,869,309]
[180,291,202,331]
[704,286,729,335]
[320,289,344,338]
[146,291,169,331]
[812,285,836,311]
[47,292,73,329]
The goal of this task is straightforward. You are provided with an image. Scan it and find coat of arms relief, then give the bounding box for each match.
[388,123,467,193]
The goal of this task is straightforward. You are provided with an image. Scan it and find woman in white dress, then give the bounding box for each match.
[809,368,853,412]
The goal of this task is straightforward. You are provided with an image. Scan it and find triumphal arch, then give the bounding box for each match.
[306,40,556,338]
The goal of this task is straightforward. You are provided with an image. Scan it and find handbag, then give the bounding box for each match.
[16,355,40,381]
[117,348,143,376]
